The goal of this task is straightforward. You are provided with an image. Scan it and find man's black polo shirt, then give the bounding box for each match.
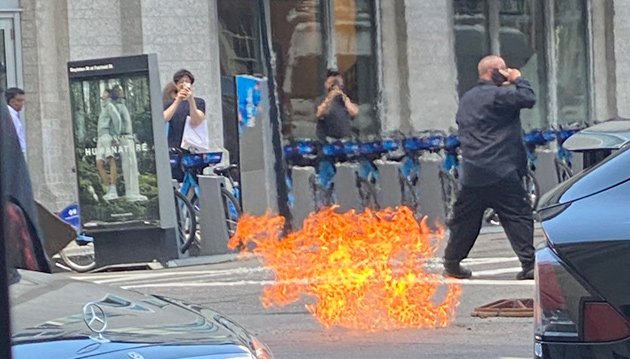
[456,78,536,187]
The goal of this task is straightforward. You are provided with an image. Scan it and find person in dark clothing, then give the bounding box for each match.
[0,93,50,283]
[163,69,206,149]
[315,69,359,141]
[443,55,537,281]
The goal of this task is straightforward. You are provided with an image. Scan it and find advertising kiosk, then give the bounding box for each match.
[67,54,179,267]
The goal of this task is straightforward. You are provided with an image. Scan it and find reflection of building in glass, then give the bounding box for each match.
[270,0,377,139]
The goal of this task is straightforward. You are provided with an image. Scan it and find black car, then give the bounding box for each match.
[10,269,274,359]
[534,120,630,358]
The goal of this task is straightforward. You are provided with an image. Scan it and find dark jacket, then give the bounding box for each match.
[1,96,50,282]
[456,78,536,187]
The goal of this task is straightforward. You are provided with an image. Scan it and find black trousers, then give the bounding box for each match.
[443,171,535,269]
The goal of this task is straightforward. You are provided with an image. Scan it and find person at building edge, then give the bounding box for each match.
[443,55,537,281]
[6,87,27,156]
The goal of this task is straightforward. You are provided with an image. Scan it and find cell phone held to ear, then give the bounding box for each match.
[491,68,508,86]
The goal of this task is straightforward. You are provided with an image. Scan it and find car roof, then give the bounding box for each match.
[564,119,630,151]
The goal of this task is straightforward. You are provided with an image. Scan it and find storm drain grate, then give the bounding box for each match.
[471,298,533,318]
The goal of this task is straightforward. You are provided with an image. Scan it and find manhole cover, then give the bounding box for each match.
[471,298,533,318]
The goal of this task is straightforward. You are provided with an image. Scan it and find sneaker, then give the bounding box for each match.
[516,267,535,280]
[103,186,119,201]
[443,260,472,279]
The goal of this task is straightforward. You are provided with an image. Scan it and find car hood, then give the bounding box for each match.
[10,270,257,358]
[563,119,630,151]
[537,145,630,210]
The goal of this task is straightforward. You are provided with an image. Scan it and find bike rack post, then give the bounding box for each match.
[198,175,231,255]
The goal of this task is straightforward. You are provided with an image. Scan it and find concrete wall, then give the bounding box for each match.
[23,0,224,210]
[613,1,630,118]
[591,0,617,121]
[21,0,75,210]
[402,0,459,131]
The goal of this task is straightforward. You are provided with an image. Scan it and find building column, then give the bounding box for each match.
[21,0,75,211]
[139,0,224,147]
[613,1,630,118]
[402,0,459,131]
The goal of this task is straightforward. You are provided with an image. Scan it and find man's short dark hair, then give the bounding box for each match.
[173,69,195,84]
[5,87,24,103]
[326,69,341,78]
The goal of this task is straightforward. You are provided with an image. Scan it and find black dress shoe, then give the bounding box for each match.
[516,267,534,280]
[443,261,472,279]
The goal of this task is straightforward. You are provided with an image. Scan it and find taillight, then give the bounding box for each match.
[583,301,630,342]
[534,247,630,343]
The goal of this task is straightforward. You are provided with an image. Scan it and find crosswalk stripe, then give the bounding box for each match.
[120,277,534,290]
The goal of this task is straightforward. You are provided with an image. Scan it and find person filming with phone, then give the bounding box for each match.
[443,55,537,281]
[315,69,359,141]
[163,69,206,150]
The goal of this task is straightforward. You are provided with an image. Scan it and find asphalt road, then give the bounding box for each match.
[66,226,546,359]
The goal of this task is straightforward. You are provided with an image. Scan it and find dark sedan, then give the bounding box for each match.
[534,122,630,358]
[11,269,273,359]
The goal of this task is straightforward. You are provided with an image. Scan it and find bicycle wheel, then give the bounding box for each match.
[439,170,458,224]
[221,188,242,238]
[356,176,380,211]
[309,173,335,211]
[399,175,419,215]
[525,170,541,209]
[554,159,573,183]
[175,190,197,254]
[58,238,96,273]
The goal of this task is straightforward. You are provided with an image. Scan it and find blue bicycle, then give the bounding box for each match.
[170,149,241,253]
[438,134,461,224]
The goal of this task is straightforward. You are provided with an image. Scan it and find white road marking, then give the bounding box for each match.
[472,267,522,276]
[121,277,534,290]
[72,267,269,284]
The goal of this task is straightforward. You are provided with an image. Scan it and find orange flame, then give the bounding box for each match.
[228,206,461,331]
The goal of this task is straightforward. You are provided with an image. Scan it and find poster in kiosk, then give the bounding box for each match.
[67,54,179,267]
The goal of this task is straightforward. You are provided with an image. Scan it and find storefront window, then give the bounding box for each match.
[453,0,490,97]
[0,30,6,90]
[218,0,264,77]
[270,0,378,139]
[499,0,548,130]
[554,0,589,126]
[217,0,265,164]
[452,0,590,130]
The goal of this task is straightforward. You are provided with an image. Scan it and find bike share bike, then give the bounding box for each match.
[437,133,461,224]
[170,148,241,254]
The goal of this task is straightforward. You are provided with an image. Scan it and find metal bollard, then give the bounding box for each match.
[198,175,231,255]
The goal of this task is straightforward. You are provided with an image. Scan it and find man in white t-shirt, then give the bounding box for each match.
[6,87,26,156]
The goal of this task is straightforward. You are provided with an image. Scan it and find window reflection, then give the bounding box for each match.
[0,30,6,90]
[453,0,490,96]
[218,0,263,76]
[271,0,324,138]
[499,0,548,130]
[270,0,378,139]
[334,0,377,135]
[554,0,589,126]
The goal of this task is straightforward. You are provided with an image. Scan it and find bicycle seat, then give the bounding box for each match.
[214,164,238,176]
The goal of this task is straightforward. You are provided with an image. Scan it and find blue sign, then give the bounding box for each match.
[235,75,263,134]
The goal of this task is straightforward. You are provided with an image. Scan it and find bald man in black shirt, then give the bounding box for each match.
[443,55,537,281]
